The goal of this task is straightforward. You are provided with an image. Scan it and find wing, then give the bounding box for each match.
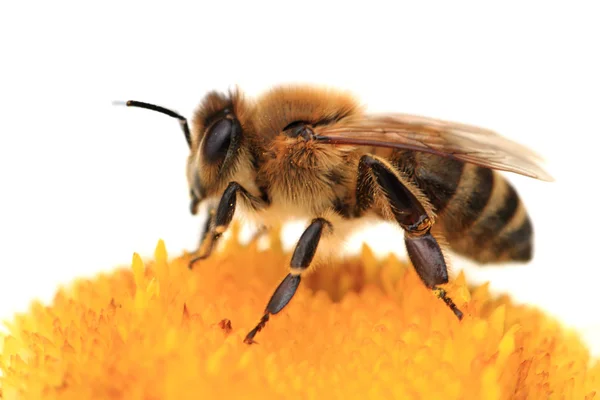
[314,113,553,181]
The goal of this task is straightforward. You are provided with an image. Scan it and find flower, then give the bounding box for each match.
[1,228,599,399]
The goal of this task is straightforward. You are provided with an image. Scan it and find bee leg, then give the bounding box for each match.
[189,182,264,269]
[200,206,216,244]
[189,206,216,262]
[404,234,463,320]
[358,155,464,320]
[244,218,331,344]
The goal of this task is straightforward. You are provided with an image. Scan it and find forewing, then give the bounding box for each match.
[315,113,553,181]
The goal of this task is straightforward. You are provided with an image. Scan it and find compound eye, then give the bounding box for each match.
[203,117,238,164]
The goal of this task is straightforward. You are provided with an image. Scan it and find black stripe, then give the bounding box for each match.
[413,156,464,213]
[457,167,495,230]
[497,215,534,261]
[473,182,520,247]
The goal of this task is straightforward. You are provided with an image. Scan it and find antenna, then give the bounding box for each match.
[113,100,192,147]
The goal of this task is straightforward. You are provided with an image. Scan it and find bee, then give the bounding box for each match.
[117,85,552,344]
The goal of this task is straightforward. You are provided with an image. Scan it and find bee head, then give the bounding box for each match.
[187,89,253,214]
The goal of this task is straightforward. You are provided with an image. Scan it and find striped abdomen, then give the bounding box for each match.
[391,150,533,264]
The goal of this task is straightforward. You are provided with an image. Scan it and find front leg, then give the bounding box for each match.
[244,218,332,344]
[357,155,464,320]
[190,206,215,259]
[189,182,264,269]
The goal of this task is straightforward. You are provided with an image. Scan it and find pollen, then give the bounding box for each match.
[0,228,598,399]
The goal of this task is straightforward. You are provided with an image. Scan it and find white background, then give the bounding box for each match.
[1,2,599,356]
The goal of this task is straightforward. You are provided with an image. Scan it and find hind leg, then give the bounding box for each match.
[356,155,463,320]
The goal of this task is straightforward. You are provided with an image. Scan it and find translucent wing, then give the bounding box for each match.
[315,113,553,181]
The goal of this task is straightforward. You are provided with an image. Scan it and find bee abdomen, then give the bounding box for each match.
[391,150,465,214]
[390,150,533,263]
[442,166,533,263]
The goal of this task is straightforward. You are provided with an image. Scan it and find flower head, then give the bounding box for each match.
[1,229,598,399]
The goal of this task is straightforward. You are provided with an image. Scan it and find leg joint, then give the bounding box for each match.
[359,155,431,231]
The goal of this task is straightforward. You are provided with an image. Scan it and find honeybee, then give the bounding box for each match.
[117,85,552,344]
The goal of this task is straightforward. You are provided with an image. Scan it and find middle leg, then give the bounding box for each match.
[244,217,332,344]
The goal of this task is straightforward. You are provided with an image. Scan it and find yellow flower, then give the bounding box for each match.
[1,228,599,399]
